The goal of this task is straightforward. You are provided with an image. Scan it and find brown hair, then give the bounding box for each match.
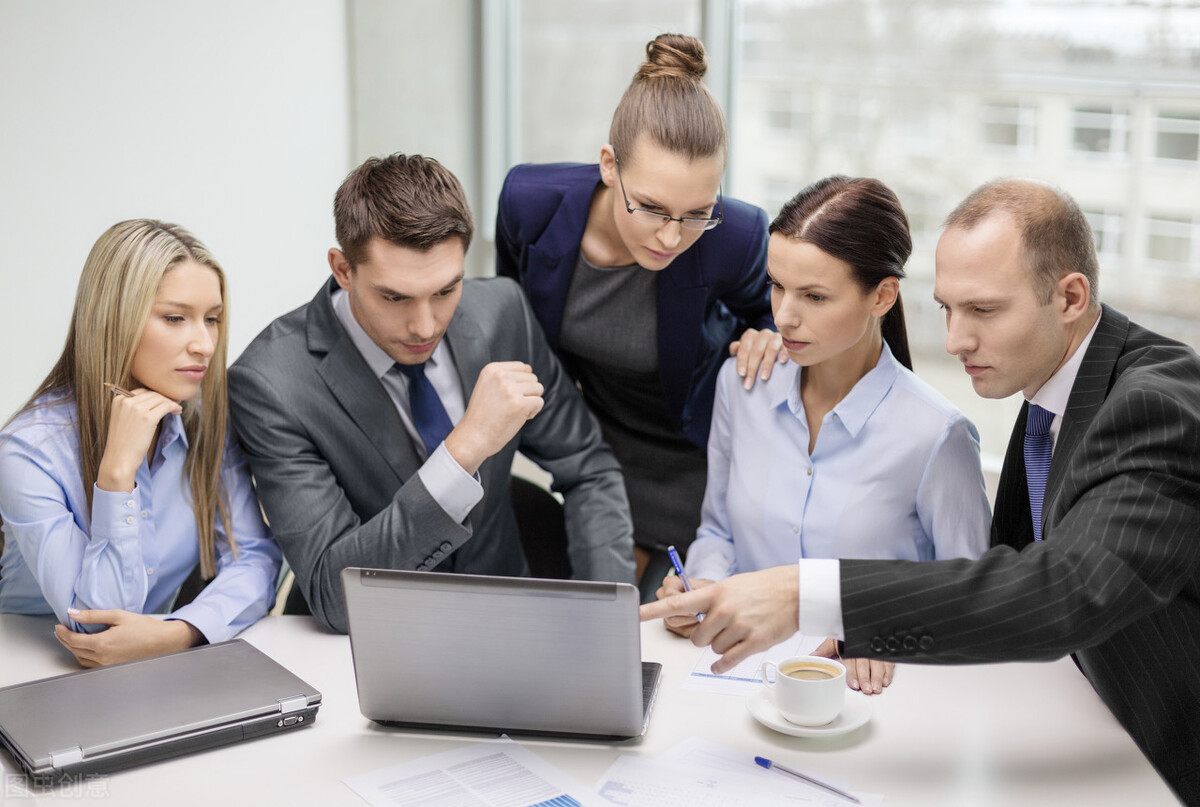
[943,179,1100,307]
[333,153,474,266]
[770,176,914,370]
[609,34,727,165]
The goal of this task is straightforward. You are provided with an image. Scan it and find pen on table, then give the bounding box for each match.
[665,545,704,622]
[104,382,134,397]
[755,756,861,804]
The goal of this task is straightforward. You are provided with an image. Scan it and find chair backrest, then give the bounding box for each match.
[511,475,570,579]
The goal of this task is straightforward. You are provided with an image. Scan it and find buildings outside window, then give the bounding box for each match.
[1146,215,1200,273]
[1083,209,1124,264]
[982,101,1038,154]
[1154,110,1200,163]
[1072,105,1129,159]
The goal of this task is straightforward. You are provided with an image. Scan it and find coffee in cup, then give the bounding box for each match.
[760,655,845,726]
[779,661,841,681]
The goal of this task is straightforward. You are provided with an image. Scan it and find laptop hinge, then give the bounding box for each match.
[277,695,309,715]
[50,746,84,767]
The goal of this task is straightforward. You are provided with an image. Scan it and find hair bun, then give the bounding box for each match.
[636,33,707,82]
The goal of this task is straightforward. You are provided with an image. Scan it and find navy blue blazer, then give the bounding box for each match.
[495,162,772,448]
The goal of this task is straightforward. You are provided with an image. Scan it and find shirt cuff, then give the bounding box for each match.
[798,559,844,641]
[91,483,143,544]
[417,443,484,524]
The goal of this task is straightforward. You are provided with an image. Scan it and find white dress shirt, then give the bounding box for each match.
[332,288,482,524]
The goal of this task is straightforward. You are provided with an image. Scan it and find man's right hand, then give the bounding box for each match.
[444,362,544,474]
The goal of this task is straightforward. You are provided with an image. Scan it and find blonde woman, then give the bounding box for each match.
[496,34,783,596]
[0,220,281,667]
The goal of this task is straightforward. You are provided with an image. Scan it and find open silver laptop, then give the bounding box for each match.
[0,639,321,784]
[342,568,661,741]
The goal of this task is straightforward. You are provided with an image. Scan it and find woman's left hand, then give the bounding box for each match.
[812,636,895,695]
[728,328,787,390]
[54,609,203,667]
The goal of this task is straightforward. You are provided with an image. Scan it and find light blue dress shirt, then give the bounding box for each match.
[685,345,991,582]
[0,393,282,642]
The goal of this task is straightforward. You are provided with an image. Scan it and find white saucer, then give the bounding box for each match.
[746,688,873,738]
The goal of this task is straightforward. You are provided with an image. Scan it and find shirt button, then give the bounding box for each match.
[140,510,149,519]
[125,516,135,525]
[792,526,799,534]
[806,468,812,476]
[146,567,154,575]
[125,500,135,508]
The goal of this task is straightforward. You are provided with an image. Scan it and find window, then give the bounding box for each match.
[1146,215,1199,271]
[897,189,944,251]
[1154,111,1200,163]
[981,102,1037,153]
[831,92,877,148]
[766,89,811,134]
[1072,105,1129,158]
[516,0,699,163]
[1083,210,1123,262]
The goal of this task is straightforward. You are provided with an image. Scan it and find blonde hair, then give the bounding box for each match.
[14,219,234,578]
[609,34,728,165]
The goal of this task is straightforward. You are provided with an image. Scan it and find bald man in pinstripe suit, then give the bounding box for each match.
[644,179,1200,803]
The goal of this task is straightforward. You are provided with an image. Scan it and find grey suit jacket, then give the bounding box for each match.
[839,306,1200,803]
[228,276,635,634]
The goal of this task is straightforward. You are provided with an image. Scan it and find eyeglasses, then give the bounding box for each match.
[614,157,723,232]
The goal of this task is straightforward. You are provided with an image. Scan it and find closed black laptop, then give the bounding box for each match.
[0,639,320,784]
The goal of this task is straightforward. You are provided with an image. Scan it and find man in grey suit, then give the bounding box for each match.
[229,154,635,634]
[643,179,1200,803]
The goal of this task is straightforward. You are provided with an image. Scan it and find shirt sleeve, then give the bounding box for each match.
[685,361,739,581]
[416,443,484,525]
[799,559,844,640]
[169,435,282,643]
[0,430,152,632]
[916,415,993,560]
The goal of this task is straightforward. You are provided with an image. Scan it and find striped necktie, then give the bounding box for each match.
[1023,403,1054,542]
[394,362,454,457]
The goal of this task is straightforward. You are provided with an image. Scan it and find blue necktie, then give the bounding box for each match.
[1024,403,1054,542]
[394,362,454,457]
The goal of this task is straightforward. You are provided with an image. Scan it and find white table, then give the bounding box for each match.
[0,613,1180,805]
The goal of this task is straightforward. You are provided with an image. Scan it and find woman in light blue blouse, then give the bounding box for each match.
[659,177,991,692]
[0,219,281,667]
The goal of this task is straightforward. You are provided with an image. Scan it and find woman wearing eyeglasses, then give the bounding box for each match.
[496,34,779,597]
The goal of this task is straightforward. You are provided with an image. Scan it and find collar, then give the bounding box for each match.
[331,287,449,378]
[783,342,900,437]
[1027,313,1102,417]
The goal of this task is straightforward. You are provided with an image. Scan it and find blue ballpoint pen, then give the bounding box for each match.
[665,545,704,622]
[755,756,861,804]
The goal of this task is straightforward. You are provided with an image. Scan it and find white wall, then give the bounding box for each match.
[0,0,352,419]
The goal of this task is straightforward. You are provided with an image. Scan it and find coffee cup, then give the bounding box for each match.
[759,655,845,726]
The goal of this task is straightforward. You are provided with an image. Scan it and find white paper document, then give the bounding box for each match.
[684,633,823,695]
[343,737,606,807]
[594,739,883,806]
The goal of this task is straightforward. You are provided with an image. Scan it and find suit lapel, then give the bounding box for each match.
[524,171,598,347]
[1045,306,1128,507]
[307,279,421,482]
[444,292,488,404]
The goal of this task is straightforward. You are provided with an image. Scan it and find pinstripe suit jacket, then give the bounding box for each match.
[840,306,1200,803]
